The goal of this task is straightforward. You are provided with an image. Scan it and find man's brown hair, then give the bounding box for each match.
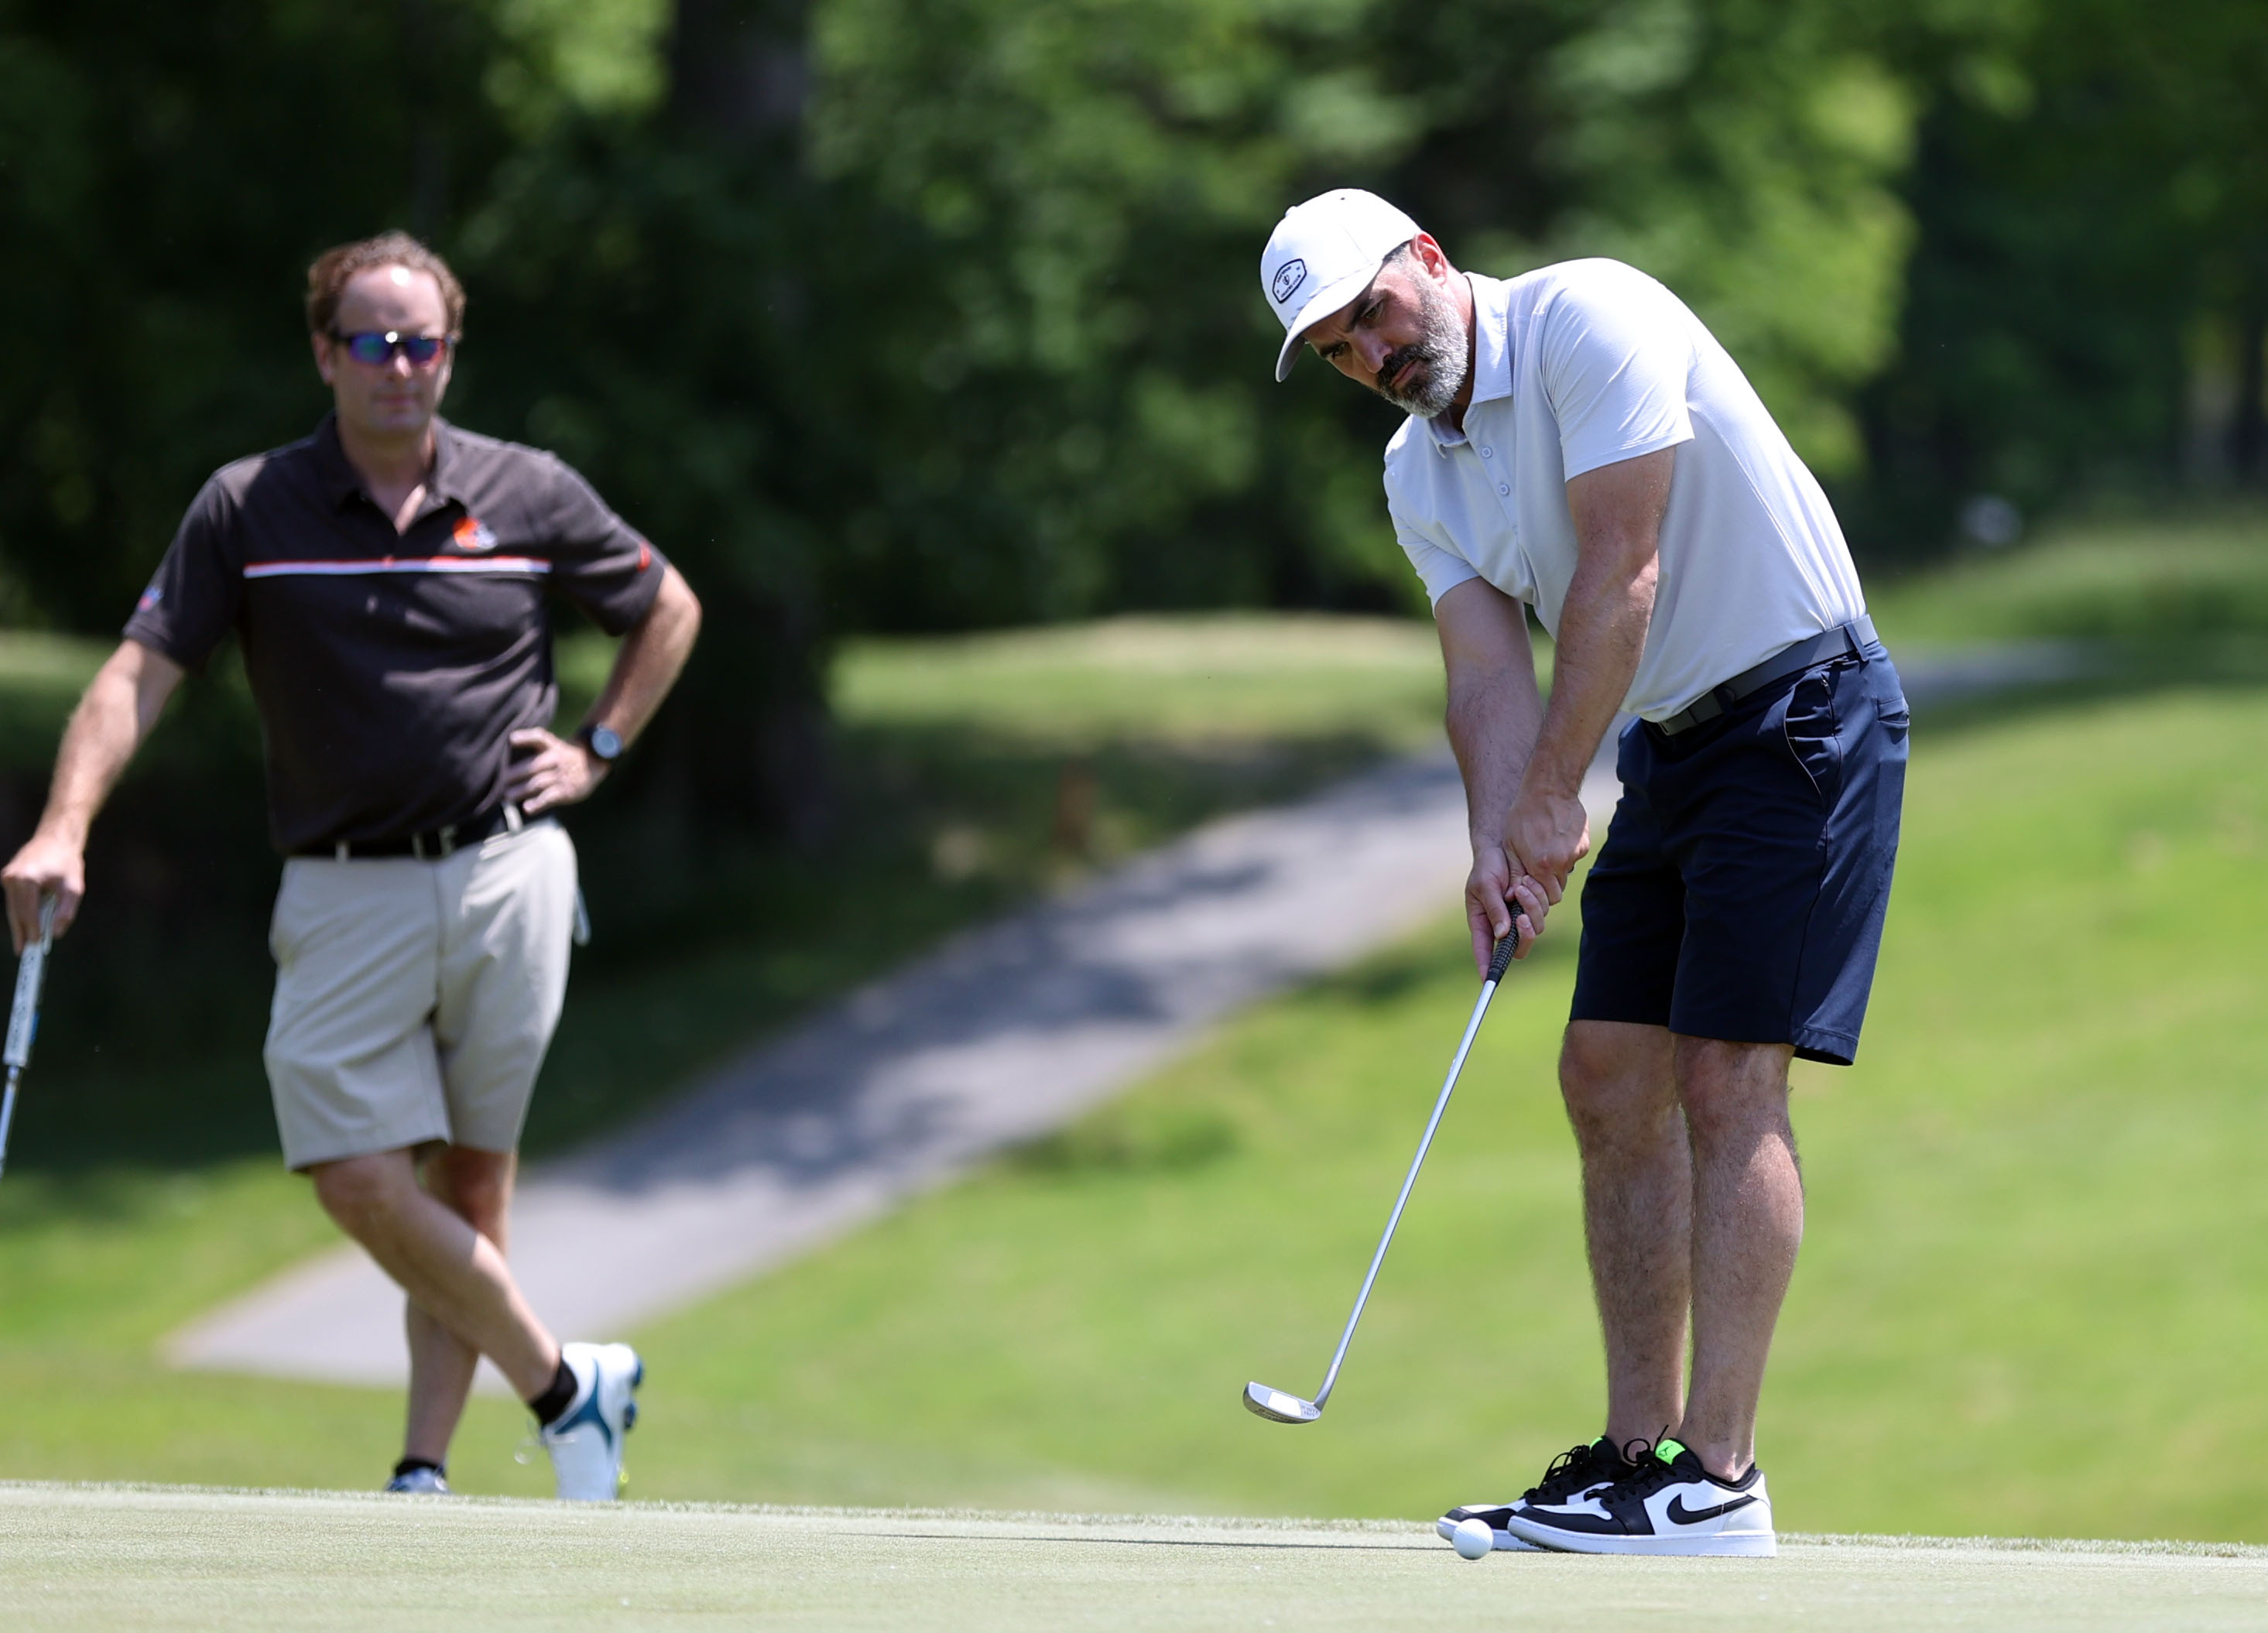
[304,231,467,336]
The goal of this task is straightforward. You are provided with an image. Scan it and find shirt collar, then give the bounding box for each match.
[1420,272,1513,453]
[313,413,468,513]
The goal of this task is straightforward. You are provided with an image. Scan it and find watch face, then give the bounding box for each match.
[587,724,623,762]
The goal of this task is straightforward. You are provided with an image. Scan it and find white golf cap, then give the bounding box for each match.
[1259,188,1421,382]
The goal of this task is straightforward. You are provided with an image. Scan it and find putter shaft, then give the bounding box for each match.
[1306,967,1505,1412]
[1246,933,1520,1422]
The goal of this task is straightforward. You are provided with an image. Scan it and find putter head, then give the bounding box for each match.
[1242,1381,1322,1424]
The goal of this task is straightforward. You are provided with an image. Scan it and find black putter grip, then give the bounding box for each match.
[1486,924,1519,983]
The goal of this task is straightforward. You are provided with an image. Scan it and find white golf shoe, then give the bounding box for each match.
[1502,1436,1775,1556]
[540,1341,643,1501]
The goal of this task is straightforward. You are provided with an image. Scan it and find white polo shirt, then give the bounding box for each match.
[1386,260,1865,722]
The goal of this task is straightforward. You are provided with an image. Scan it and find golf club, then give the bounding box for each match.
[1242,923,1521,1425]
[0,895,58,1186]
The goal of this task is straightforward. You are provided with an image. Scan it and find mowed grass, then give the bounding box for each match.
[1868,507,2268,693]
[11,1488,2268,1633]
[3,681,2265,1540]
[828,611,1449,750]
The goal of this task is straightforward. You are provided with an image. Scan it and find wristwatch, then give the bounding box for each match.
[578,722,624,764]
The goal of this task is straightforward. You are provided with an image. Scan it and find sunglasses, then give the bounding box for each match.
[330,330,454,368]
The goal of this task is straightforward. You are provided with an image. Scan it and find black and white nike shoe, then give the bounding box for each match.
[1437,1436,1633,1553]
[1501,1436,1775,1556]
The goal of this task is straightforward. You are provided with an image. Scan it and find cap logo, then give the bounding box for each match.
[1271,258,1307,306]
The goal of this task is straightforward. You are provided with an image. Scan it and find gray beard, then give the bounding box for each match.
[1376,278,1470,419]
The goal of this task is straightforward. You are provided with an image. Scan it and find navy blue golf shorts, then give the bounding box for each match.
[1569,642,1908,1066]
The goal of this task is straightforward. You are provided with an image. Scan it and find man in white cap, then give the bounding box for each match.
[1258,190,1907,1556]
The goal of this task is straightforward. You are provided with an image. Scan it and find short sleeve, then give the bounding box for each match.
[1394,515,1482,608]
[122,476,245,670]
[539,455,668,635]
[1538,266,1696,481]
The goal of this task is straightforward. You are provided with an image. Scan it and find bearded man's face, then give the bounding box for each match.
[1370,269,1469,418]
[1303,248,1471,419]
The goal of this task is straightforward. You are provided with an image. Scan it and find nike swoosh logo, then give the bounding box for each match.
[1666,1493,1758,1525]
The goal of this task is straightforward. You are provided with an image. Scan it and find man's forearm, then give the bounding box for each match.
[37,646,179,846]
[1434,579,1546,853]
[584,566,701,747]
[1447,666,1540,852]
[1524,555,1656,798]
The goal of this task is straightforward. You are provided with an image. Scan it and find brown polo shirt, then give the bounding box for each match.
[125,415,667,854]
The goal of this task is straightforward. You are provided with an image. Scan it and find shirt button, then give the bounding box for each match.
[1497,482,1510,495]
[1481,447,1494,458]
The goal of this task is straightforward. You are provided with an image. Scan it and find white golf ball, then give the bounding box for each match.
[1451,1517,1494,1559]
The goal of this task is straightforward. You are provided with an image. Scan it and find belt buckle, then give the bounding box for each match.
[411,824,458,861]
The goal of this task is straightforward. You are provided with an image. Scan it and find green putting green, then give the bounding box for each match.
[5,1484,2263,1631]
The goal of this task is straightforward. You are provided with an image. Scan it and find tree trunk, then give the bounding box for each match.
[2230,286,2267,488]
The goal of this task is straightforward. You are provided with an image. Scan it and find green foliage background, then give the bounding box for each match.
[7,0,2263,662]
[0,0,2263,1073]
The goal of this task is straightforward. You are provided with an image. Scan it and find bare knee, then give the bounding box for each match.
[1674,1039,1795,1152]
[422,1145,515,1241]
[309,1151,418,1240]
[1561,1021,1680,1150]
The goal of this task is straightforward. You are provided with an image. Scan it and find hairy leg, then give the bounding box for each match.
[401,1145,519,1465]
[1674,1036,1800,1481]
[1559,1020,1689,1453]
[310,1148,559,1405]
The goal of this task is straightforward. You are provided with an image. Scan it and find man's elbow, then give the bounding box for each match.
[641,565,701,647]
[669,574,702,647]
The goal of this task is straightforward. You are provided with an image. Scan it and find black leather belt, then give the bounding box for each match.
[1653,617,1878,737]
[305,801,526,861]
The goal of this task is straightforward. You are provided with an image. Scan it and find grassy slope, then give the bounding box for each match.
[2,518,2267,1538]
[1866,508,2268,649]
[5,682,2263,1535]
[604,688,2268,1540]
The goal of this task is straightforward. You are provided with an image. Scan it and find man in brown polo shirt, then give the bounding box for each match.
[0,231,702,1499]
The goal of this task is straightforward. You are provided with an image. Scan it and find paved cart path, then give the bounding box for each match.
[7,1483,2263,1631]
[166,645,2078,1388]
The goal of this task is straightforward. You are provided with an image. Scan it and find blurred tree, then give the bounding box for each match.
[806,0,1937,624]
[6,0,2258,703]
[451,0,840,853]
[1378,0,1920,481]
[0,0,509,627]
[806,0,1413,622]
[1858,0,2268,549]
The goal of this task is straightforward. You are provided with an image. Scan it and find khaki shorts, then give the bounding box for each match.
[264,819,577,1170]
